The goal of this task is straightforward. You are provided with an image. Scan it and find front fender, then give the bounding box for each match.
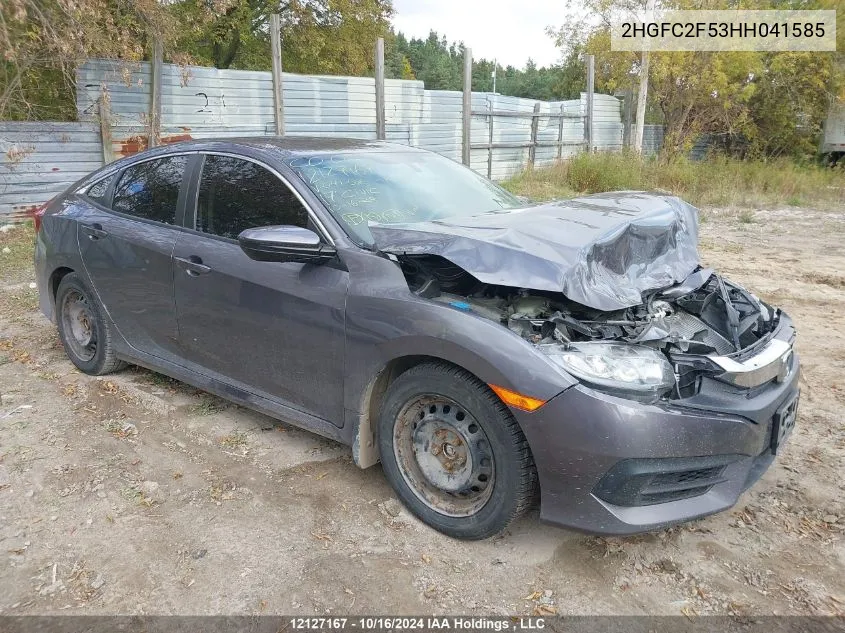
[338,247,578,468]
[343,294,578,416]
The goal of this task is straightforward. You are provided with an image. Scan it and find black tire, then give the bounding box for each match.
[378,361,538,540]
[55,272,126,376]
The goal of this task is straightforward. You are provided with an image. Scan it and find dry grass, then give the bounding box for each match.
[0,222,35,281]
[503,153,845,208]
[801,272,845,289]
[190,393,228,416]
[0,224,38,322]
[218,431,248,448]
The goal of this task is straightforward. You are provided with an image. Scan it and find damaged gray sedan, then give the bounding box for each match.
[34,138,799,539]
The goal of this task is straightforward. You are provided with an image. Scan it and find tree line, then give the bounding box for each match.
[384,31,587,101]
[552,0,844,159]
[1,0,575,121]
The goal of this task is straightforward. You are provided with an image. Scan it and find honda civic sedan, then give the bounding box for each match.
[34,138,800,539]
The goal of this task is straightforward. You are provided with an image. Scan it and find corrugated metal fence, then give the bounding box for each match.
[0,122,103,220]
[643,124,717,159]
[642,125,665,156]
[1,58,624,221]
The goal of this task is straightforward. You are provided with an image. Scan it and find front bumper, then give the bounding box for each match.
[515,340,800,535]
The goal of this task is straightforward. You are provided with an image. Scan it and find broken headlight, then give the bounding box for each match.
[541,342,675,400]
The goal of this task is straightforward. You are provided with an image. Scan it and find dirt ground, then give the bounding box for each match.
[0,205,843,617]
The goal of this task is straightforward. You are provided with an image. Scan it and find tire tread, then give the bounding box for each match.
[56,273,127,376]
[382,361,538,538]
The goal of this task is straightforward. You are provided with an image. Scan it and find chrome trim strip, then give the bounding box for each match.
[708,338,793,388]
[77,150,203,195]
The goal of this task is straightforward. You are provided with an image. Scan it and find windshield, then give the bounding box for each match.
[286,151,522,245]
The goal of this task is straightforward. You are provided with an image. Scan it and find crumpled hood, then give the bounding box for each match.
[370,191,700,311]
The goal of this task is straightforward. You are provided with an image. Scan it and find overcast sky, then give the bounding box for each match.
[392,0,566,69]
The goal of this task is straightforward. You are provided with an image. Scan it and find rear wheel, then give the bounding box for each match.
[55,273,126,375]
[378,362,537,539]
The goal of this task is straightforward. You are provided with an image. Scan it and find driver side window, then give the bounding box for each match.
[196,154,309,239]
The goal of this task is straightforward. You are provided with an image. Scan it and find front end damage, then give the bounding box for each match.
[371,192,796,406]
[373,192,799,533]
[397,255,793,403]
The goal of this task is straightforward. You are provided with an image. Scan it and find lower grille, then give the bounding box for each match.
[638,487,715,504]
[651,465,724,486]
[594,455,739,507]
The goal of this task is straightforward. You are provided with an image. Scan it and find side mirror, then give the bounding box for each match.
[238,226,337,264]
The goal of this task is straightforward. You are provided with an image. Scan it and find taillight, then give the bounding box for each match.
[33,204,47,233]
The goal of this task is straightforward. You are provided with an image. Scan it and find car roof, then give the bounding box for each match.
[76,136,432,192]
[159,136,425,156]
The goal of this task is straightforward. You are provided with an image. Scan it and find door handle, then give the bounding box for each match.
[81,223,108,240]
[175,255,211,276]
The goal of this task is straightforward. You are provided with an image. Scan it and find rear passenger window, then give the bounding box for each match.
[112,156,187,224]
[84,176,112,205]
[196,155,308,239]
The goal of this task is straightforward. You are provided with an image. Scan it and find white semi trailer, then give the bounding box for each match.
[821,102,845,161]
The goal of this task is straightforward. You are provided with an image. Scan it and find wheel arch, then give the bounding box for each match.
[49,266,75,313]
[353,353,508,469]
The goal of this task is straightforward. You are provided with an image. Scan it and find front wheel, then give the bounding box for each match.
[377,362,538,540]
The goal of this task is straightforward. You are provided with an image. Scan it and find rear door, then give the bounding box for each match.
[77,154,189,360]
[173,153,348,425]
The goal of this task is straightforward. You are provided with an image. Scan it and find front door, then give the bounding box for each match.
[77,155,188,360]
[173,154,348,425]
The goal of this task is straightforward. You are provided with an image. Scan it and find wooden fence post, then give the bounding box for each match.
[148,37,163,148]
[375,37,386,140]
[98,90,114,164]
[486,99,494,179]
[585,54,594,152]
[270,14,286,136]
[557,104,565,160]
[528,102,541,167]
[622,88,633,150]
[462,47,472,166]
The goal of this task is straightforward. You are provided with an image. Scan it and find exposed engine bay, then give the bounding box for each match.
[398,254,784,400]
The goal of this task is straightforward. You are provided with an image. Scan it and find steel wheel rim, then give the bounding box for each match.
[61,289,97,362]
[393,394,495,517]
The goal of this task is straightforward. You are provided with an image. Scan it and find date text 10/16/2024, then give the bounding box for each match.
[288,617,549,631]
